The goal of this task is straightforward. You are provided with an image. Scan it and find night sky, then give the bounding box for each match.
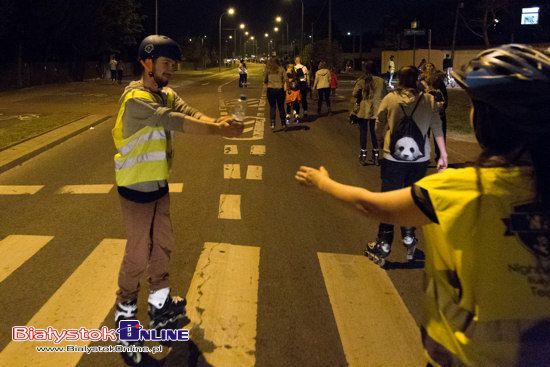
[141,0,391,41]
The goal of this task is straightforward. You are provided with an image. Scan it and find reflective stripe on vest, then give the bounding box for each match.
[112,89,175,187]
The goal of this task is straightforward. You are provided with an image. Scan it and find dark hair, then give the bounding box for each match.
[363,60,375,75]
[473,101,550,214]
[267,58,281,74]
[397,66,420,90]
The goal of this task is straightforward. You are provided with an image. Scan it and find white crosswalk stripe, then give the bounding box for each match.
[58,184,113,194]
[318,252,424,367]
[0,185,44,195]
[0,238,126,367]
[185,242,260,367]
[0,235,54,284]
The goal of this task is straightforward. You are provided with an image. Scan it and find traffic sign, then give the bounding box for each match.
[404,29,425,36]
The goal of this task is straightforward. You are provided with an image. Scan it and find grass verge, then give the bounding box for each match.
[446,89,472,135]
[0,113,87,150]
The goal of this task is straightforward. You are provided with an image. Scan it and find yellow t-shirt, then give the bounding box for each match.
[414,167,550,367]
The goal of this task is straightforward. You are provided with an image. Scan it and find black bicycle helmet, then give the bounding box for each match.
[138,35,182,61]
[453,44,550,133]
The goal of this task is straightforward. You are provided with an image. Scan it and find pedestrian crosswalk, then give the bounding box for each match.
[0,234,424,366]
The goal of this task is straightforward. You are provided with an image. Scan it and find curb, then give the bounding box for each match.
[0,114,111,174]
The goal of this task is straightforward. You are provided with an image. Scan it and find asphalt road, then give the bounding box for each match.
[0,65,466,367]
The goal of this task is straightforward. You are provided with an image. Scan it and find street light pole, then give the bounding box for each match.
[451,1,463,64]
[328,0,332,45]
[218,8,235,72]
[300,0,304,56]
[155,0,158,34]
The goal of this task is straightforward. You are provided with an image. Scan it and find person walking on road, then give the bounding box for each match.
[116,59,125,85]
[330,68,338,96]
[350,60,386,166]
[421,63,448,162]
[112,34,243,365]
[285,63,302,124]
[109,56,118,84]
[367,65,447,265]
[238,59,248,87]
[264,57,288,129]
[388,55,396,88]
[294,56,310,119]
[313,61,332,115]
[296,43,550,367]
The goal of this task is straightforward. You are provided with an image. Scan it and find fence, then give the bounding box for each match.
[380,44,550,74]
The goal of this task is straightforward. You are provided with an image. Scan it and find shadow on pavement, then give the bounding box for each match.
[384,249,426,270]
[160,340,214,367]
[275,125,310,133]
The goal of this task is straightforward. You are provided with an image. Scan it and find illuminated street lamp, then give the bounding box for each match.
[275,16,289,56]
[219,7,236,71]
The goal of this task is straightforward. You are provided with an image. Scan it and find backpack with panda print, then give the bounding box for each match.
[389,92,426,161]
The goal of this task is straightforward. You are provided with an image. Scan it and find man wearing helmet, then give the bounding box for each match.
[296,44,550,366]
[112,35,242,364]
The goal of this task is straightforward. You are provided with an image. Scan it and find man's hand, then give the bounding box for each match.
[437,154,448,172]
[216,116,244,138]
[295,166,330,188]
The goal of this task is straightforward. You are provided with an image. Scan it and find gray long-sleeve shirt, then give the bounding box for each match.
[117,80,204,192]
[376,89,443,163]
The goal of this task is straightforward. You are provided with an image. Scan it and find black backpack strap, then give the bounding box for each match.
[411,92,424,117]
[399,92,423,117]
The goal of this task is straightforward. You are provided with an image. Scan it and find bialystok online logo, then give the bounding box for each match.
[117,320,189,342]
[12,320,189,344]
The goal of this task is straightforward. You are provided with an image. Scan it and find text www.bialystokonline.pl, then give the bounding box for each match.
[35,344,163,355]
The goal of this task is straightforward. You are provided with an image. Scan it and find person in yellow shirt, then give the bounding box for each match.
[296,44,550,366]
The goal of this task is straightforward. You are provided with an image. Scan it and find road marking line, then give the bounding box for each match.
[58,184,113,194]
[169,183,184,192]
[218,78,239,93]
[224,145,238,155]
[0,235,54,284]
[317,253,424,367]
[0,239,126,367]
[220,111,228,116]
[218,194,241,219]
[0,185,44,195]
[186,242,260,367]
[224,117,265,141]
[224,164,241,179]
[201,82,210,86]
[243,127,254,133]
[250,145,266,156]
[246,165,262,180]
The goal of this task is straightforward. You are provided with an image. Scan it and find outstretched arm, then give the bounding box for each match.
[295,166,431,227]
[183,115,243,137]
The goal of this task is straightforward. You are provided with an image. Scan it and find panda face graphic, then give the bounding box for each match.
[393,137,423,161]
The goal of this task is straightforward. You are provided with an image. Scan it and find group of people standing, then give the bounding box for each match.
[263,56,339,129]
[109,56,125,84]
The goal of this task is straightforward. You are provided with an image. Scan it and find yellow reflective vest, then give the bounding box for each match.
[112,89,175,187]
[416,167,550,366]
